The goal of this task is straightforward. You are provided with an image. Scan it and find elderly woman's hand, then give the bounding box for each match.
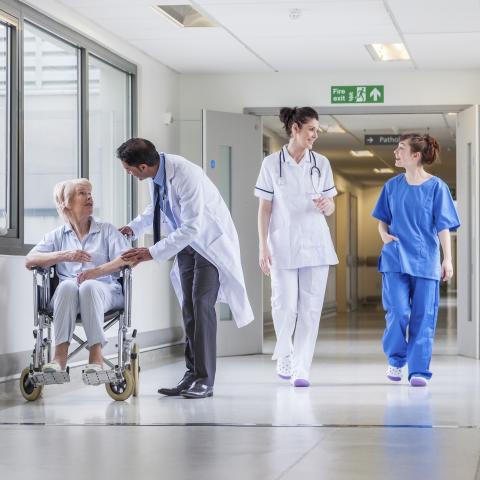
[62,250,92,263]
[77,268,99,284]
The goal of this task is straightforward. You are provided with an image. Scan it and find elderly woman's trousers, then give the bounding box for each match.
[51,279,124,347]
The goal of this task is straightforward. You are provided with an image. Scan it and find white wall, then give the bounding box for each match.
[179,71,480,119]
[0,1,182,363]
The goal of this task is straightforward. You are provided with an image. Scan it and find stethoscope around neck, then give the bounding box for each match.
[278,147,322,193]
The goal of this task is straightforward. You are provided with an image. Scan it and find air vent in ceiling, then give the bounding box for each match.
[153,5,217,28]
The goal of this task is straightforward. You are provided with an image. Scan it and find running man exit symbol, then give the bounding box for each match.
[331,85,384,104]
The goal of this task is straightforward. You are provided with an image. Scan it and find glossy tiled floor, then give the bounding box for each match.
[1,301,480,479]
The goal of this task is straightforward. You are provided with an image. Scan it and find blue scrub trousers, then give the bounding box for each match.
[382,272,439,380]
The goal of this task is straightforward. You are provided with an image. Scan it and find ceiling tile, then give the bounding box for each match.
[405,32,480,69]
[388,0,480,34]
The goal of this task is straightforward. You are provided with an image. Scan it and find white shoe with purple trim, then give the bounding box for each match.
[410,376,428,387]
[386,365,403,382]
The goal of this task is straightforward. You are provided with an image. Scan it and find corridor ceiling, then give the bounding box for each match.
[55,0,480,73]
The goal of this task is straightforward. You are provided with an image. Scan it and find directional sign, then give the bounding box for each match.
[364,134,400,146]
[331,85,384,104]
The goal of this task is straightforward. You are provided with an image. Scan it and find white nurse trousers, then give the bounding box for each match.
[270,265,329,380]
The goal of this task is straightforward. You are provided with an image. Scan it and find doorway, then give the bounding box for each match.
[202,105,477,358]
[258,108,461,356]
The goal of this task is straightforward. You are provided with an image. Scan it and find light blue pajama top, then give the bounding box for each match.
[29,217,129,285]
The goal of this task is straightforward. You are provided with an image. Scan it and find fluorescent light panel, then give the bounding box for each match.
[366,43,410,62]
[350,150,374,157]
[320,124,346,134]
[373,168,394,174]
[152,5,217,28]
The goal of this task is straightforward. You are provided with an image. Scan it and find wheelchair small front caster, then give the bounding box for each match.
[105,367,134,401]
[19,367,43,401]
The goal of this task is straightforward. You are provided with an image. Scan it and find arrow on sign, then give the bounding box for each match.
[370,88,382,101]
[366,136,374,144]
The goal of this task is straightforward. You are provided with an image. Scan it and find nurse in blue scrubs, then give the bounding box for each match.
[372,133,460,387]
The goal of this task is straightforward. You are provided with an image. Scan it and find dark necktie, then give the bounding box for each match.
[153,183,161,244]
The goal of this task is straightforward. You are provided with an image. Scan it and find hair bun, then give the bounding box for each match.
[279,107,294,125]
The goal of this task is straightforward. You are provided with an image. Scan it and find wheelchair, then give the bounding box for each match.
[19,265,139,402]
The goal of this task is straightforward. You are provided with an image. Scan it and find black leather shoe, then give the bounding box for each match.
[181,381,213,399]
[158,372,196,396]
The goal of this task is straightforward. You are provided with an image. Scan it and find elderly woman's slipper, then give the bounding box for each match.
[42,361,64,373]
[84,363,103,374]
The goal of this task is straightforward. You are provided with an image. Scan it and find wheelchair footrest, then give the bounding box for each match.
[32,371,70,385]
[82,369,119,386]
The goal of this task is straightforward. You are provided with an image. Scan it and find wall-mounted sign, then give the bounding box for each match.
[331,85,384,104]
[364,134,400,146]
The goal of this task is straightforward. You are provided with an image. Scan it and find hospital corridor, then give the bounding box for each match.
[1,0,480,479]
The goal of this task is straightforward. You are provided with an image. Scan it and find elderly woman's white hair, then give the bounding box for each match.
[54,178,92,221]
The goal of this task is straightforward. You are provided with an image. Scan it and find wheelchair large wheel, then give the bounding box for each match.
[20,367,43,401]
[105,367,134,401]
[131,343,140,397]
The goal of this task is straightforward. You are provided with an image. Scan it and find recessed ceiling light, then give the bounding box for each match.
[447,112,457,116]
[373,168,394,174]
[366,43,410,62]
[350,150,374,157]
[152,5,217,28]
[320,124,346,134]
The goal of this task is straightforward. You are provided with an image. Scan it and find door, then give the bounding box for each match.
[348,194,358,311]
[202,110,263,356]
[335,191,348,312]
[457,106,479,358]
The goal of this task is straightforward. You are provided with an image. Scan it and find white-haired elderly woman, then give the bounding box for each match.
[25,178,131,374]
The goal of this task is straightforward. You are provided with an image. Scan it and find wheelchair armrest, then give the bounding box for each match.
[31,266,51,275]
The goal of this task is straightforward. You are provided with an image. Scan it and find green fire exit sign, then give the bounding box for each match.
[331,85,384,104]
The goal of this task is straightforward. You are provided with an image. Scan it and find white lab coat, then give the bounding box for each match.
[254,147,339,269]
[128,154,254,328]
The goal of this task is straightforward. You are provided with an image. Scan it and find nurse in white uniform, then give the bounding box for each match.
[255,107,338,387]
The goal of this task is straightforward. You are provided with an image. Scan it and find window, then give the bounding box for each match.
[89,55,131,226]
[23,23,80,244]
[0,1,136,253]
[22,23,80,244]
[0,22,8,234]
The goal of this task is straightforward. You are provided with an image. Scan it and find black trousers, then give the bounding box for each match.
[177,246,220,387]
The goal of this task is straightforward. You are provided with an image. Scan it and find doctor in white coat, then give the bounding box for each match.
[255,107,338,387]
[117,138,253,399]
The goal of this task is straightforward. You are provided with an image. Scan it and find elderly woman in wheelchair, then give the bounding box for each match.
[22,178,138,401]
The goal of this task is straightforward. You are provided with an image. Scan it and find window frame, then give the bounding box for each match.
[0,0,137,255]
[0,9,19,248]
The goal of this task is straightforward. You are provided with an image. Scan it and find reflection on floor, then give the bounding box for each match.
[1,302,480,479]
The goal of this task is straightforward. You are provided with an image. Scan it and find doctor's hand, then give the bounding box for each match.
[259,246,272,276]
[119,226,134,237]
[441,259,454,282]
[380,233,399,244]
[121,247,153,266]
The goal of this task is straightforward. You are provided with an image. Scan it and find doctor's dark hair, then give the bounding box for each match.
[116,138,160,167]
[400,133,440,166]
[279,107,319,136]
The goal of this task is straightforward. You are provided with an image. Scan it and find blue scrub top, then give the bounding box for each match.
[372,174,460,280]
